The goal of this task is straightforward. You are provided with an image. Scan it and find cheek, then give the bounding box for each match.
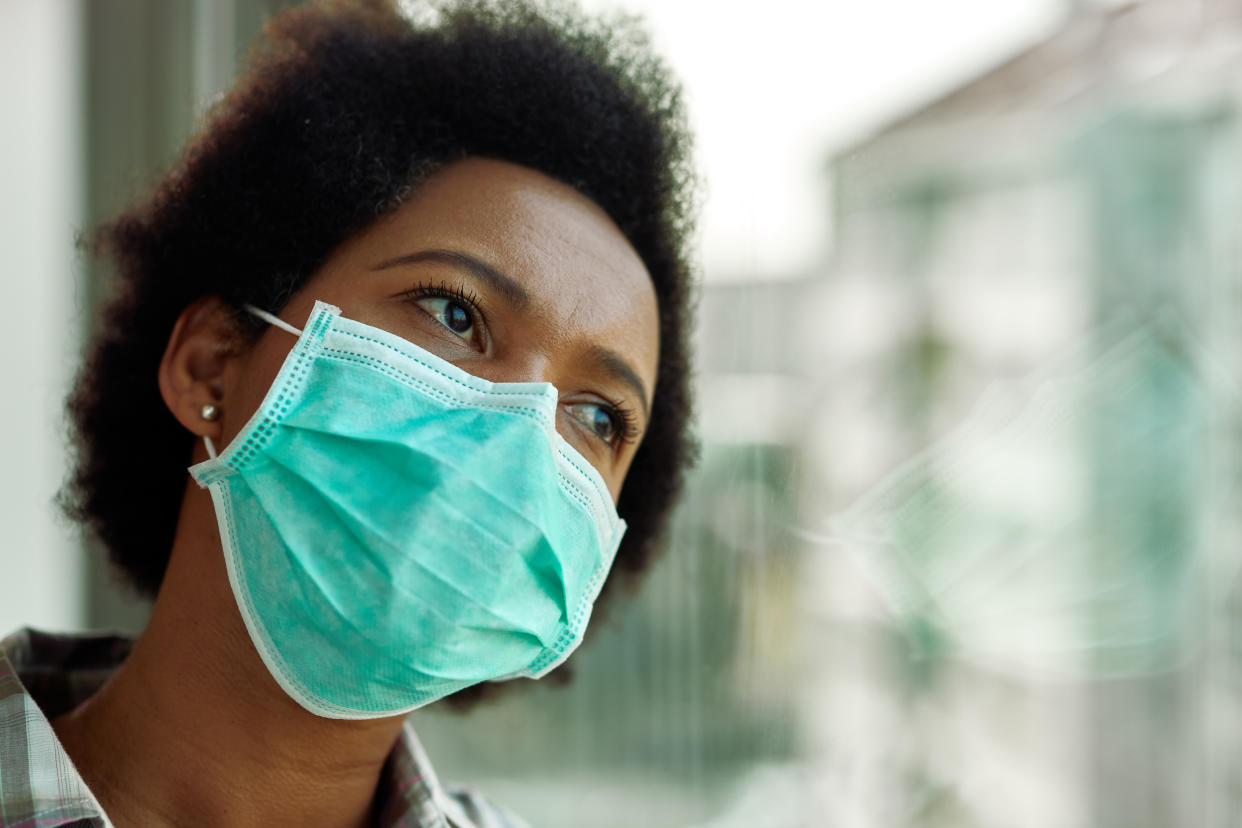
[552,411,627,505]
[608,446,643,505]
[219,334,294,448]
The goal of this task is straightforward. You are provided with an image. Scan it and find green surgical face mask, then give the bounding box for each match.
[189,300,626,719]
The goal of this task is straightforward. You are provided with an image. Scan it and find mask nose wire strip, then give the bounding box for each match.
[244,304,303,337]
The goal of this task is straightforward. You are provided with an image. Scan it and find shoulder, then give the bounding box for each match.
[0,627,131,719]
[0,628,115,828]
[382,722,533,828]
[444,784,533,828]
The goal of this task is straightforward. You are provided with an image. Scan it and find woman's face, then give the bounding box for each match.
[213,157,660,500]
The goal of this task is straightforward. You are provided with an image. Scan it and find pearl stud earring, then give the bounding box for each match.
[201,404,219,421]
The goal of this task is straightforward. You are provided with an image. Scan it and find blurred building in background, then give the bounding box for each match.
[10,0,1242,825]
[731,0,1242,825]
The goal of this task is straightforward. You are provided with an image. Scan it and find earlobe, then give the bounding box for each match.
[157,297,239,443]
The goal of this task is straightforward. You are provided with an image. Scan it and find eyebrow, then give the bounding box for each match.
[586,345,650,422]
[373,248,531,311]
[376,247,651,422]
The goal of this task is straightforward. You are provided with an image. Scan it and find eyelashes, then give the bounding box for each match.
[399,279,640,450]
[401,279,481,312]
[401,280,484,340]
[608,402,640,446]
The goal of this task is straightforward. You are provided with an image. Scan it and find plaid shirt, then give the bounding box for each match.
[0,628,529,828]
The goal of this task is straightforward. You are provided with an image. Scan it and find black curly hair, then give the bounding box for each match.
[61,0,697,705]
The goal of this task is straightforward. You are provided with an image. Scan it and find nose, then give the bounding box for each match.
[464,351,555,389]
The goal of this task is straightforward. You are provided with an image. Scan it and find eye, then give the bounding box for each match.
[401,281,483,347]
[418,296,474,339]
[567,402,638,448]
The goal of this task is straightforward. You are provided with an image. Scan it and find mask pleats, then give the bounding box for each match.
[190,301,625,718]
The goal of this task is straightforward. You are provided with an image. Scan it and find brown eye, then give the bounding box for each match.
[417,297,475,339]
[568,403,618,445]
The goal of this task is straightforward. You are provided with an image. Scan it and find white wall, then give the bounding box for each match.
[0,0,84,635]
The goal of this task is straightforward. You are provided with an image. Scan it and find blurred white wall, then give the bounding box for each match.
[0,0,84,634]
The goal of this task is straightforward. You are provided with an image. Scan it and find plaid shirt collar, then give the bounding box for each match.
[0,628,524,828]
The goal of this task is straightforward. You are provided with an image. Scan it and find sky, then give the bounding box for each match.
[578,0,1072,281]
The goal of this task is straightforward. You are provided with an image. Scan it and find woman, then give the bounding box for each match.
[0,1,697,826]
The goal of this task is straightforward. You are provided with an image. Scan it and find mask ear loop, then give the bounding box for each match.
[244,304,304,337]
[202,305,305,462]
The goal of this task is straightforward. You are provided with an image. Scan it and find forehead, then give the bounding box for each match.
[338,157,659,382]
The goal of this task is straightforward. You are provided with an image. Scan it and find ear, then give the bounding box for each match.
[157,296,243,446]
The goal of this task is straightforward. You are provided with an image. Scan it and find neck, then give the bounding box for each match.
[53,479,407,828]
